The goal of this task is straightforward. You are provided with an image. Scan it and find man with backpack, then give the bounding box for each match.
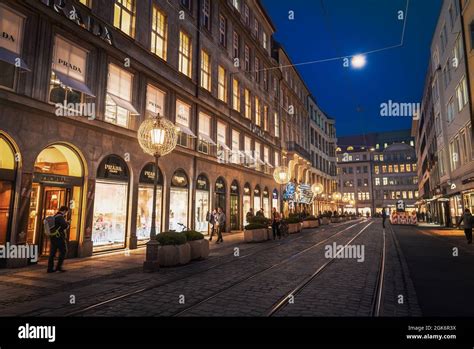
[45,206,70,273]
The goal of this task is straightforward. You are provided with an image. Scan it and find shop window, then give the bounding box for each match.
[243,183,251,226]
[169,169,189,231]
[176,100,196,148]
[49,36,95,115]
[151,6,167,60]
[195,174,210,233]
[198,112,215,154]
[137,163,163,243]
[93,155,130,251]
[105,64,138,128]
[217,121,229,162]
[146,84,166,116]
[0,6,29,89]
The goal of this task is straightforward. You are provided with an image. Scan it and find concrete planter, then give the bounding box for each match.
[303,220,320,229]
[288,223,302,234]
[321,217,330,225]
[158,243,191,267]
[244,228,270,242]
[330,217,341,223]
[188,239,210,260]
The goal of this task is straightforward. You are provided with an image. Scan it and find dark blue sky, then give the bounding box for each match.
[261,0,442,136]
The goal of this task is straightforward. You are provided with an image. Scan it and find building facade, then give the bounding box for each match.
[415,0,474,226]
[308,95,338,214]
[0,0,335,266]
[336,130,418,216]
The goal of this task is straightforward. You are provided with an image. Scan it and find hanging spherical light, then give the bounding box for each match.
[333,192,342,201]
[273,166,291,184]
[137,115,178,157]
[311,183,324,195]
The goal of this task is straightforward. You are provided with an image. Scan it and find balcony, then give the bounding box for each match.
[286,141,311,160]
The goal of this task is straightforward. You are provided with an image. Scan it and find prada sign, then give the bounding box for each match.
[39,0,113,45]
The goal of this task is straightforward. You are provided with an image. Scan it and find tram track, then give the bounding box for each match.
[62,219,364,317]
[172,220,372,317]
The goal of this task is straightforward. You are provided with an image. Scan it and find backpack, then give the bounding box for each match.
[43,215,60,237]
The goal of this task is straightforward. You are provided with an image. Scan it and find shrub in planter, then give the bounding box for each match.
[244,223,270,242]
[157,232,191,267]
[183,231,209,260]
[303,215,320,229]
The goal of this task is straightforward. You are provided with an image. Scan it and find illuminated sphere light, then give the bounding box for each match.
[138,115,178,157]
[333,192,342,201]
[351,54,366,69]
[311,183,324,195]
[273,166,291,184]
[342,196,349,203]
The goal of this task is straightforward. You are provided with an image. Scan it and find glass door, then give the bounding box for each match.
[230,194,239,231]
[0,181,13,244]
[40,187,68,255]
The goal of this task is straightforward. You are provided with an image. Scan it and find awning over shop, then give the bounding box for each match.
[177,124,197,138]
[217,140,231,151]
[108,93,140,115]
[0,47,30,71]
[53,70,95,97]
[199,133,217,145]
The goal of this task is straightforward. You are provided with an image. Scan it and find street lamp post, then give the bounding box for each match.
[138,114,178,272]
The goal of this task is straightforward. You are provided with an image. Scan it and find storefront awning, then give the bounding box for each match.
[256,158,265,165]
[53,70,95,97]
[108,93,140,115]
[177,124,197,138]
[0,47,31,71]
[199,133,217,145]
[218,140,231,151]
[264,161,274,168]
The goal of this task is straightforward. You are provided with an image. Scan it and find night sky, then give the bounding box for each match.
[261,0,442,136]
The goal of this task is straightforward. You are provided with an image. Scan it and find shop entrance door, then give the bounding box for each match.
[38,186,71,255]
[230,194,239,231]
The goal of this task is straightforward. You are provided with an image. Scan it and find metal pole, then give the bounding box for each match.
[150,154,160,240]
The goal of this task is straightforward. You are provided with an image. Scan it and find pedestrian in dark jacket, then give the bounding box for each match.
[246,208,254,224]
[207,209,217,241]
[381,208,388,228]
[47,206,69,273]
[271,208,281,240]
[457,209,473,244]
[215,207,226,244]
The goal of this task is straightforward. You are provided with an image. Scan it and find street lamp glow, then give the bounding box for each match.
[351,55,366,69]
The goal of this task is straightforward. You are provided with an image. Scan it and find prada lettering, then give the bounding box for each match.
[1,31,15,43]
[57,58,82,73]
[144,170,155,179]
[40,0,113,45]
[105,164,122,174]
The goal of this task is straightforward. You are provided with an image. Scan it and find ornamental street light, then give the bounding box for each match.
[273,166,290,184]
[138,114,178,272]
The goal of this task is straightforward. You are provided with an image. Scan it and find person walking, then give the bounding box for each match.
[457,208,473,244]
[271,208,281,240]
[207,209,217,241]
[216,207,226,244]
[381,207,387,229]
[47,206,70,273]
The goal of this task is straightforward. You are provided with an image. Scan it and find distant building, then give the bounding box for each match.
[336,130,418,216]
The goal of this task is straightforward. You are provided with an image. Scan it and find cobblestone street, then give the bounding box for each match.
[0,219,444,317]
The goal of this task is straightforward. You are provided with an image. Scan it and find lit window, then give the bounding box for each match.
[218,66,227,102]
[274,112,279,138]
[255,97,261,126]
[200,50,211,91]
[179,31,192,77]
[79,0,91,7]
[151,6,167,60]
[105,64,137,128]
[232,78,240,112]
[244,89,251,119]
[114,0,136,37]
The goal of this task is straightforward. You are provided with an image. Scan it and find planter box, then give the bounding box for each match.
[158,243,191,267]
[244,228,270,242]
[330,217,341,223]
[303,220,320,229]
[321,217,330,225]
[288,222,302,234]
[188,239,210,260]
